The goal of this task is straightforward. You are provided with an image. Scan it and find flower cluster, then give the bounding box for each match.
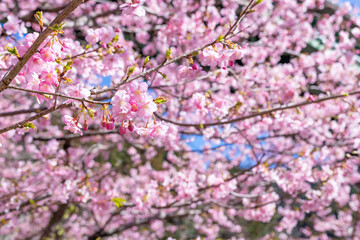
[111,81,167,136]
[120,0,146,17]
[85,26,116,45]
[199,42,244,69]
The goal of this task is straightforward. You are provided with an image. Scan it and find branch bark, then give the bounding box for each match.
[0,103,71,134]
[0,107,47,117]
[155,90,360,128]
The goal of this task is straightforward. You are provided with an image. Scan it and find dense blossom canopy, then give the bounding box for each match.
[1,0,360,239]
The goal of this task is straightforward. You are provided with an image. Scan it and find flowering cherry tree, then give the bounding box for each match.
[1,0,360,239]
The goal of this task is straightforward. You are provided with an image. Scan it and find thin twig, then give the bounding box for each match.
[0,103,71,134]
[154,90,360,128]
[8,85,105,105]
[0,107,47,117]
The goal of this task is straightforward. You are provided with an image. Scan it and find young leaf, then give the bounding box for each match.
[165,49,172,59]
[24,122,36,130]
[144,56,150,67]
[153,96,169,104]
[111,198,126,208]
[217,34,225,42]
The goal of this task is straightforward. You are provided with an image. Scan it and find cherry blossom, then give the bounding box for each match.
[0,0,360,239]
[120,0,146,17]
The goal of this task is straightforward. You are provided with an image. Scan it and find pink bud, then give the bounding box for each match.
[131,103,138,112]
[229,60,234,67]
[128,122,135,132]
[101,43,107,48]
[83,123,88,131]
[308,95,315,102]
[119,124,127,135]
[192,63,199,70]
[106,121,115,130]
[101,120,107,128]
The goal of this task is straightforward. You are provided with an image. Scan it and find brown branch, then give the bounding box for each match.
[19,5,69,22]
[0,0,87,93]
[39,204,68,239]
[8,85,104,105]
[62,47,101,61]
[224,0,256,38]
[155,90,360,128]
[0,107,47,117]
[33,129,119,141]
[88,211,199,240]
[0,194,51,217]
[0,103,71,134]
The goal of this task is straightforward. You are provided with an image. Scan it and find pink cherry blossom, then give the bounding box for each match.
[85,28,100,45]
[1,1,360,239]
[99,26,115,44]
[120,0,146,17]
[148,122,169,138]
[40,47,56,62]
[3,15,27,36]
[63,115,83,135]
[137,95,157,118]
[64,83,91,103]
[41,68,59,86]
[112,90,131,116]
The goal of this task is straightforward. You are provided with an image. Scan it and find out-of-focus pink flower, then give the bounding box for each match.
[99,26,115,44]
[148,122,169,138]
[3,15,27,36]
[85,28,100,45]
[120,0,146,17]
[200,47,219,69]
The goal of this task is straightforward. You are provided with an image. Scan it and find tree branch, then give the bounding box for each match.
[0,107,47,117]
[155,90,360,128]
[0,103,71,134]
[33,129,119,141]
[8,85,105,105]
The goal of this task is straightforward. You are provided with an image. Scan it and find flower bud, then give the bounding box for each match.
[308,95,315,102]
[101,120,107,128]
[106,121,115,130]
[119,124,126,135]
[192,63,199,70]
[131,103,138,112]
[128,122,135,132]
